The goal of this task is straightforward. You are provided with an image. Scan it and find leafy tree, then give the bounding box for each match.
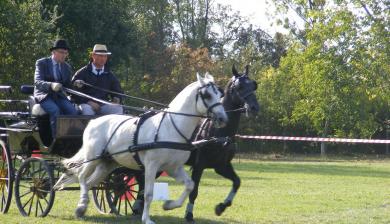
[41,0,140,78]
[140,44,214,103]
[172,0,214,49]
[264,0,390,140]
[0,0,55,88]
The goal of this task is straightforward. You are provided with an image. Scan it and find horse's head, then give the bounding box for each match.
[228,65,260,115]
[196,73,228,128]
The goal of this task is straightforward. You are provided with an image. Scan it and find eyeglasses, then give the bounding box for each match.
[56,50,69,55]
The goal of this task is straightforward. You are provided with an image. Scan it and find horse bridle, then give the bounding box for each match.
[164,82,224,144]
[196,82,223,115]
[231,75,257,103]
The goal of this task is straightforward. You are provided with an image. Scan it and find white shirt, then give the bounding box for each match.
[51,56,61,81]
[91,63,105,76]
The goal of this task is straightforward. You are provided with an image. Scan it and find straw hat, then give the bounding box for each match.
[92,44,112,55]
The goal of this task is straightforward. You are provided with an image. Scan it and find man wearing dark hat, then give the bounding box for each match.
[34,39,78,137]
[72,44,123,115]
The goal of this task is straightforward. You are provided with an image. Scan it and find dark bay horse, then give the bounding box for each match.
[184,65,260,223]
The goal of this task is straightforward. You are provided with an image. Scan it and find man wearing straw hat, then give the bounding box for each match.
[34,39,78,137]
[72,44,123,115]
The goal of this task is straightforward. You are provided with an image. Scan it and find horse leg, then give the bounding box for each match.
[163,166,194,210]
[214,162,240,216]
[133,171,161,215]
[142,163,159,224]
[75,161,97,218]
[133,171,145,215]
[184,166,204,223]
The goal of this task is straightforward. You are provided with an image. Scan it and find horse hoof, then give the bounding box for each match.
[215,203,226,216]
[145,220,156,224]
[132,200,143,215]
[132,208,143,216]
[163,200,176,210]
[75,206,87,218]
[185,212,195,223]
[186,219,196,224]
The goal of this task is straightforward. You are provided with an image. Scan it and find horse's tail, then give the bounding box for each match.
[62,149,86,170]
[53,170,78,191]
[53,147,86,191]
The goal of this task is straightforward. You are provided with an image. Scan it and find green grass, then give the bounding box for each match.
[3,155,390,223]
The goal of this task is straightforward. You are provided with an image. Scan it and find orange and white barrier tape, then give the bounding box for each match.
[235,135,390,144]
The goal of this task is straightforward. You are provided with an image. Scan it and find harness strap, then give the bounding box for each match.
[196,83,223,115]
[132,112,157,169]
[100,116,134,157]
[193,118,210,165]
[168,113,191,144]
[240,90,256,100]
[133,152,144,170]
[206,102,222,114]
[154,112,167,142]
[128,141,194,152]
[128,141,194,170]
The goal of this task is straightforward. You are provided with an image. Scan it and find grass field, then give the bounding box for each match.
[3,155,390,223]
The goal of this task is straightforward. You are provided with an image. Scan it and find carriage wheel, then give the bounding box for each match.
[0,140,13,213]
[14,157,55,217]
[92,167,141,216]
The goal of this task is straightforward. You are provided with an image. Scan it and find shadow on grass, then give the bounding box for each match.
[59,214,228,224]
[233,162,390,178]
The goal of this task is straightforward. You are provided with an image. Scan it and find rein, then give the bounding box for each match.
[64,87,211,118]
[76,80,168,107]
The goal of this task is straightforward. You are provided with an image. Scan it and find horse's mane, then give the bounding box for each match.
[224,78,234,94]
[168,77,214,110]
[168,82,199,109]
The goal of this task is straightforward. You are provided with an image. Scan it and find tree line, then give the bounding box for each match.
[1,0,389,153]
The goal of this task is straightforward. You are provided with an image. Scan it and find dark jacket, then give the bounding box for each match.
[71,62,123,104]
[33,57,73,103]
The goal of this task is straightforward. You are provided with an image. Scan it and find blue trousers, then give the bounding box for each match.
[40,97,78,137]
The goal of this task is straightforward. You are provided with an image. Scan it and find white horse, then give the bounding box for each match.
[53,73,228,224]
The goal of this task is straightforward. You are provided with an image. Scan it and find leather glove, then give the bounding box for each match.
[112,97,120,104]
[51,82,62,92]
[73,80,84,88]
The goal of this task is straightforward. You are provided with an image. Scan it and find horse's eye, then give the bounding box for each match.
[203,91,211,99]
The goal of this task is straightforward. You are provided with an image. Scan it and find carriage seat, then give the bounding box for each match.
[31,101,47,116]
[20,85,47,116]
[0,86,12,94]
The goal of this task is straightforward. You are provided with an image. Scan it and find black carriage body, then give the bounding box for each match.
[6,120,42,156]
[0,85,95,157]
[51,115,95,157]
[6,115,96,158]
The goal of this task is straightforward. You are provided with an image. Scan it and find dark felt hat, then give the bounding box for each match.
[50,39,70,51]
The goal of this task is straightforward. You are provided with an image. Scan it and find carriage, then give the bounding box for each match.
[0,84,142,217]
